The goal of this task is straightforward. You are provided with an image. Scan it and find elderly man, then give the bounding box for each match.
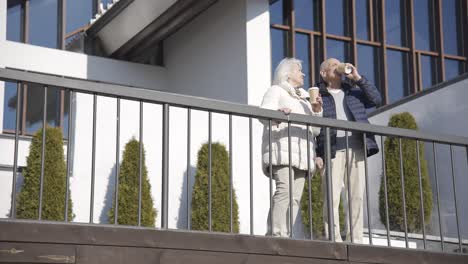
[315,58,381,243]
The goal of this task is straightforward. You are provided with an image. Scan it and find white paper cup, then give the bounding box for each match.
[308,87,319,104]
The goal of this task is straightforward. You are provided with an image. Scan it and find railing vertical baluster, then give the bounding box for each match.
[345,131,353,243]
[363,133,372,245]
[432,142,444,251]
[161,103,169,229]
[416,140,426,249]
[187,108,191,230]
[381,136,391,247]
[138,101,143,226]
[114,98,121,225]
[208,111,212,232]
[398,138,409,248]
[10,82,22,219]
[64,90,73,222]
[307,124,313,240]
[249,117,254,235]
[268,120,273,236]
[38,86,48,220]
[449,145,462,252]
[325,127,334,242]
[229,114,233,233]
[288,121,293,238]
[89,94,97,224]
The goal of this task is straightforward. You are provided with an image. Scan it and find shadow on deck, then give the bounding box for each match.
[0,220,467,264]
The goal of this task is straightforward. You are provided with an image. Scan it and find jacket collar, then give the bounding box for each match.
[317,80,353,95]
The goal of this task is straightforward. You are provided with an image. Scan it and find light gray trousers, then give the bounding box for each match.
[270,166,306,237]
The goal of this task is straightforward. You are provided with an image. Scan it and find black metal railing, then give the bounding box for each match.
[1,68,467,253]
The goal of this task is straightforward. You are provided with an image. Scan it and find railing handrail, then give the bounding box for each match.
[1,67,467,146]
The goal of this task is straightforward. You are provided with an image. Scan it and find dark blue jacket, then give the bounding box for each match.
[316,76,382,159]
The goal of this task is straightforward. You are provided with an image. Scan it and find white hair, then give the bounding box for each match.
[272,58,302,85]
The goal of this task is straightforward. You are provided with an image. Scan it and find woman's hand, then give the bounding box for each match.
[311,95,323,113]
[314,157,324,170]
[279,108,292,115]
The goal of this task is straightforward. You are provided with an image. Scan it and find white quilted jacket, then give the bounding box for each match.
[260,81,322,175]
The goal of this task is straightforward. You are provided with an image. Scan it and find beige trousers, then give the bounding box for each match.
[323,148,365,243]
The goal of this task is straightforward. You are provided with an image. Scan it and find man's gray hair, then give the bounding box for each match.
[272,58,302,85]
[319,58,336,72]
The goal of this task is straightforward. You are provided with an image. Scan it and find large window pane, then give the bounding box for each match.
[357,45,380,90]
[445,59,463,81]
[443,0,463,55]
[7,3,22,42]
[25,85,62,134]
[326,0,350,36]
[63,90,70,138]
[295,33,311,87]
[270,0,288,25]
[271,29,289,77]
[326,39,350,63]
[2,82,19,132]
[385,0,408,47]
[29,0,58,48]
[420,55,438,90]
[387,50,410,103]
[67,0,93,34]
[414,0,436,51]
[294,0,320,31]
[313,36,324,84]
[355,0,370,40]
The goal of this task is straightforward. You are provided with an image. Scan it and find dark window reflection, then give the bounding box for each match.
[355,0,370,40]
[326,0,350,36]
[385,0,408,47]
[63,90,70,138]
[270,0,288,25]
[420,55,438,90]
[326,39,350,63]
[387,50,410,103]
[295,33,311,87]
[67,0,93,34]
[29,0,58,48]
[357,44,380,91]
[2,82,18,131]
[314,36,324,84]
[271,29,289,77]
[294,0,320,31]
[7,3,22,42]
[414,0,436,51]
[443,0,463,55]
[445,59,463,81]
[25,85,62,134]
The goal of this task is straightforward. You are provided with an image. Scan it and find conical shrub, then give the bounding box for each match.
[191,143,239,232]
[379,112,432,232]
[108,138,156,227]
[16,127,73,220]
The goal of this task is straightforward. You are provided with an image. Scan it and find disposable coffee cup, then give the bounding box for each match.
[337,63,352,75]
[308,87,319,104]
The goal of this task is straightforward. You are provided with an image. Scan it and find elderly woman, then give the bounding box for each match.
[260,58,323,237]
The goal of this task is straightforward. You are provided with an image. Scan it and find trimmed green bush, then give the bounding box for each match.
[108,138,156,227]
[191,143,239,232]
[379,112,432,232]
[301,171,345,238]
[16,127,73,220]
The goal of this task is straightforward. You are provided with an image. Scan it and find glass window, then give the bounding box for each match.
[2,82,19,132]
[326,39,350,63]
[63,90,70,138]
[67,0,93,34]
[357,44,380,90]
[326,0,350,36]
[313,36,324,84]
[355,0,370,40]
[29,0,58,48]
[420,55,438,90]
[270,0,288,25]
[414,0,436,51]
[295,33,311,87]
[294,0,320,31]
[387,50,410,103]
[385,0,408,47]
[443,0,463,55]
[25,85,62,134]
[271,29,289,77]
[445,59,463,81]
[7,3,22,42]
